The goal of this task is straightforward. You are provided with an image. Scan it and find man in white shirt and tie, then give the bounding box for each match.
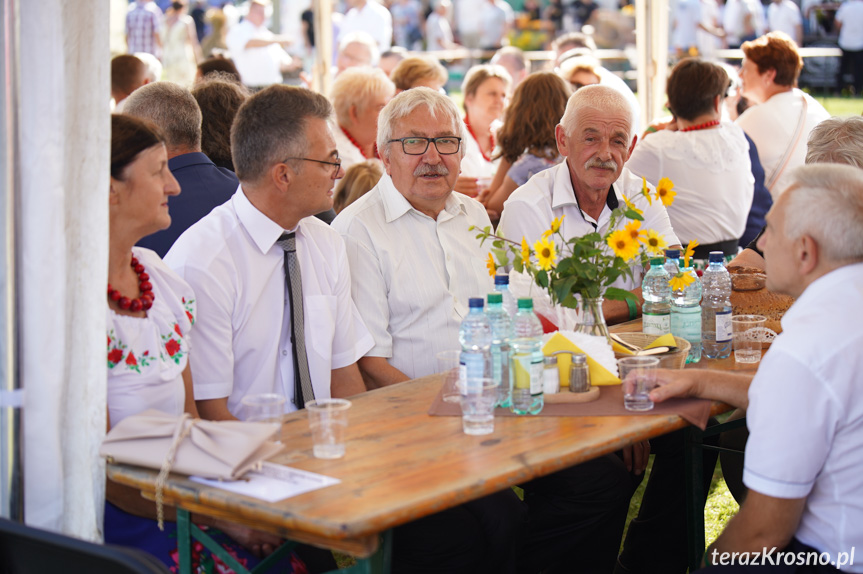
[166,85,371,422]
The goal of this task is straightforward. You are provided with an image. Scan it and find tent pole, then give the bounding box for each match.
[0,0,24,523]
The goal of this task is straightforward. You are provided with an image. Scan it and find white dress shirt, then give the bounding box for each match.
[332,174,494,379]
[339,1,393,50]
[744,263,863,572]
[498,162,679,291]
[736,89,829,198]
[625,123,753,245]
[166,187,373,417]
[225,19,291,88]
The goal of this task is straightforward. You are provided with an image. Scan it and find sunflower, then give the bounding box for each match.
[641,177,653,205]
[624,220,643,242]
[654,177,677,207]
[669,272,695,292]
[607,229,640,261]
[486,253,496,277]
[642,229,667,255]
[621,193,644,217]
[521,237,530,264]
[683,239,699,268]
[533,237,557,271]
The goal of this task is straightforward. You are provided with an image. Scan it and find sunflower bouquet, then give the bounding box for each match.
[475,177,677,313]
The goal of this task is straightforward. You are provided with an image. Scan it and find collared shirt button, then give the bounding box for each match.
[282,350,288,356]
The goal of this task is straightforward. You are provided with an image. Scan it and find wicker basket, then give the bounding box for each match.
[612,333,691,370]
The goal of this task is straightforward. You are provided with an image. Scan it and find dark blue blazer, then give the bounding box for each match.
[138,152,238,257]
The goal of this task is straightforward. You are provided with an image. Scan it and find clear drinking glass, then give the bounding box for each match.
[460,378,499,435]
[732,315,766,364]
[437,350,462,403]
[306,398,352,459]
[618,357,660,412]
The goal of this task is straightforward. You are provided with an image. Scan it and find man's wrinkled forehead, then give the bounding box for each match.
[573,106,632,138]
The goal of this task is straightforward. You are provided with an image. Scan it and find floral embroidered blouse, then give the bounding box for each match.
[107,247,196,428]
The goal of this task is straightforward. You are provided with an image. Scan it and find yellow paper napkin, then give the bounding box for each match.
[612,339,635,355]
[543,332,621,387]
[645,333,677,349]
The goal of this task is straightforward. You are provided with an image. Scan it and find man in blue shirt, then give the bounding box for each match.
[123,81,238,257]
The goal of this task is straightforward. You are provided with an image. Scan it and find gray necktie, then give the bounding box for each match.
[276,232,315,408]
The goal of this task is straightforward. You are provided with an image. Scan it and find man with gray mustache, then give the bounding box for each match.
[333,87,638,573]
[498,84,680,325]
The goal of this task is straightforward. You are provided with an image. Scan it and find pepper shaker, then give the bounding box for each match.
[568,353,591,393]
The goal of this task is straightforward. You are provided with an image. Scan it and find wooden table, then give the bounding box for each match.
[108,320,758,573]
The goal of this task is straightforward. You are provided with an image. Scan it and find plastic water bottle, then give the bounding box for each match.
[670,266,703,364]
[486,293,513,407]
[641,257,671,335]
[494,274,518,317]
[701,252,733,359]
[510,298,544,415]
[459,298,492,391]
[664,249,681,278]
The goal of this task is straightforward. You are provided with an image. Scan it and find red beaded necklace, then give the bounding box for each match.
[108,255,154,312]
[341,126,379,160]
[679,119,721,132]
[464,116,494,163]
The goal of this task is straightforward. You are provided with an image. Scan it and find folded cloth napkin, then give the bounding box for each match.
[100,409,283,480]
[543,331,620,387]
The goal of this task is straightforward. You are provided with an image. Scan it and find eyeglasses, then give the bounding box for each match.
[283,157,342,178]
[387,136,462,156]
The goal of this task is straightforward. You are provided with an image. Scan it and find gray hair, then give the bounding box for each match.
[559,84,632,139]
[805,116,863,169]
[133,52,162,83]
[123,81,202,150]
[338,31,380,67]
[330,67,395,125]
[231,85,332,182]
[377,87,466,159]
[782,164,863,263]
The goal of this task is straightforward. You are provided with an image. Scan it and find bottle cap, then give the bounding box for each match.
[517,298,533,310]
[665,249,680,258]
[543,356,557,366]
[708,251,724,263]
[487,293,503,304]
[649,257,663,266]
[468,297,484,308]
[571,352,587,365]
[494,274,509,285]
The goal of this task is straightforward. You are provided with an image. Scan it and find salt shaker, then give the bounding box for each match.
[568,353,591,393]
[543,356,560,394]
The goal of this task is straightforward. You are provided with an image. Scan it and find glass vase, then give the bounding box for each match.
[575,297,610,343]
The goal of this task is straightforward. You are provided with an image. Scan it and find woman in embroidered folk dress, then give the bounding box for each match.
[454,64,511,198]
[104,115,305,574]
[479,71,570,224]
[625,58,755,267]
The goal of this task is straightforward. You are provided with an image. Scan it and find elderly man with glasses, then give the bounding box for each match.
[332,87,636,573]
[166,85,372,429]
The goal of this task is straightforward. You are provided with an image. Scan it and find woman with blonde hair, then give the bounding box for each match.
[333,161,383,213]
[480,71,571,221]
[330,67,396,170]
[390,55,449,93]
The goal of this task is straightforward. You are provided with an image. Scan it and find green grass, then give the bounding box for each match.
[810,94,863,117]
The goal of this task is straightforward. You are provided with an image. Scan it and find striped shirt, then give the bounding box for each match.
[126,1,162,55]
